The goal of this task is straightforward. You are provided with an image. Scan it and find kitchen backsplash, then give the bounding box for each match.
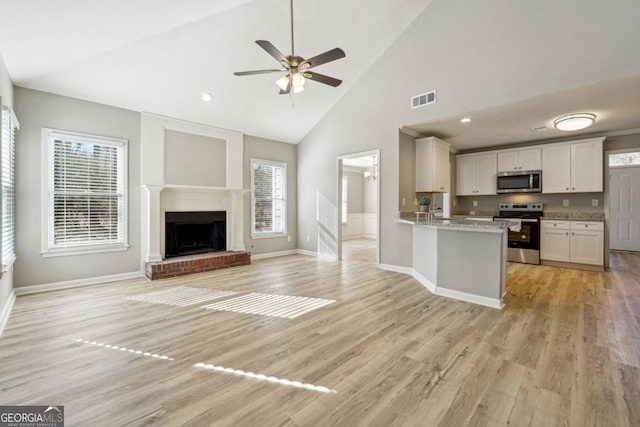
[455,192,604,214]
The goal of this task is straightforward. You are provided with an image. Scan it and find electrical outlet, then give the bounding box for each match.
[470,210,476,215]
[592,199,599,207]
[473,200,478,207]
[287,235,291,242]
[414,198,418,206]
[453,199,457,207]
[402,198,406,206]
[306,235,310,242]
[563,199,569,207]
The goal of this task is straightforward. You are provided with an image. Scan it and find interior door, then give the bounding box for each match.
[610,166,640,251]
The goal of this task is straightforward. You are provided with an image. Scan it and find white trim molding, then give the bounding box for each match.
[296,249,318,257]
[0,289,16,337]
[378,264,503,309]
[15,271,144,296]
[251,250,297,260]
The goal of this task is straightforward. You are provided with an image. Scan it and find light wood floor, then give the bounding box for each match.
[1,252,639,426]
[342,238,377,264]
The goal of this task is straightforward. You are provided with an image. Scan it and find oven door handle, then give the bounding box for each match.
[521,219,538,223]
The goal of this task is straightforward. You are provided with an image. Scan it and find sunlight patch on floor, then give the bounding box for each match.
[201,293,335,318]
[125,286,236,307]
[194,363,337,393]
[72,339,174,361]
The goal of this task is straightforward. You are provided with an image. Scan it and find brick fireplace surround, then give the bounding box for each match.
[145,251,251,280]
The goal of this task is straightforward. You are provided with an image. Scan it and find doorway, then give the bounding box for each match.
[608,150,640,252]
[337,150,380,264]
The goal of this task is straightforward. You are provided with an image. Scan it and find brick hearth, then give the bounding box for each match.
[145,251,251,280]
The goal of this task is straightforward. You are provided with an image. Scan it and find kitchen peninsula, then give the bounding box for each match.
[396,217,509,309]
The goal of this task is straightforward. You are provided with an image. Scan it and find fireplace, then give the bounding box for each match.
[165,211,226,258]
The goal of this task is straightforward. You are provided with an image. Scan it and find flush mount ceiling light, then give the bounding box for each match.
[201,92,213,102]
[460,117,472,123]
[554,113,596,131]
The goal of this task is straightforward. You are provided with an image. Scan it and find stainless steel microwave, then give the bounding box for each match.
[496,170,542,193]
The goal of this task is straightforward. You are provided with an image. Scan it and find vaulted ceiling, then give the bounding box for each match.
[0,0,432,144]
[1,0,639,149]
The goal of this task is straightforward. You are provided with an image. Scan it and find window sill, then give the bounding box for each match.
[41,244,130,258]
[251,232,288,240]
[1,254,16,273]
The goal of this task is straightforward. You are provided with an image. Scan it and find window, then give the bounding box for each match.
[1,107,19,270]
[42,129,128,256]
[251,159,286,237]
[609,151,640,167]
[342,175,348,224]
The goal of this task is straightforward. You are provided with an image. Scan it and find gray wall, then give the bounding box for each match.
[164,129,226,187]
[0,53,14,312]
[344,170,364,213]
[243,134,297,256]
[14,88,142,287]
[296,0,640,267]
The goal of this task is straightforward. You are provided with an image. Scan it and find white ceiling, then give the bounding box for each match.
[403,74,640,151]
[0,0,432,144]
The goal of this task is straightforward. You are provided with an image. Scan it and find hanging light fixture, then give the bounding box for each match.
[364,156,378,181]
[276,71,305,93]
[554,113,596,131]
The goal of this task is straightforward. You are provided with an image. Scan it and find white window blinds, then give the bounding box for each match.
[251,159,287,235]
[46,130,127,250]
[1,107,18,268]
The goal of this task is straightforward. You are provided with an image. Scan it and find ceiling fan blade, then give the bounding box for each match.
[234,69,282,76]
[303,48,346,69]
[306,72,342,87]
[279,79,292,95]
[256,40,290,66]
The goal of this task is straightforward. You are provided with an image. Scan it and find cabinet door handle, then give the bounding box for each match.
[566,188,569,190]
[572,188,575,190]
[572,232,575,235]
[565,232,569,236]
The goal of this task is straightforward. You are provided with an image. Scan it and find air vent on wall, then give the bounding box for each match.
[411,90,437,109]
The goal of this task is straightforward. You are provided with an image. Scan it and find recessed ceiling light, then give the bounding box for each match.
[201,92,213,102]
[460,117,472,123]
[554,113,596,131]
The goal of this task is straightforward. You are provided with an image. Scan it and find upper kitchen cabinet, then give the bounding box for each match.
[456,152,497,195]
[542,137,604,193]
[497,148,541,172]
[416,137,450,192]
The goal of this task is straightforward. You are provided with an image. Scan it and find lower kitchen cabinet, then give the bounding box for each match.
[540,220,603,266]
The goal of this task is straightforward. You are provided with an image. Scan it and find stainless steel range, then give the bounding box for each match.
[493,203,543,265]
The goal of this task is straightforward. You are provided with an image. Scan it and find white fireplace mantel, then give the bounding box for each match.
[140,113,247,265]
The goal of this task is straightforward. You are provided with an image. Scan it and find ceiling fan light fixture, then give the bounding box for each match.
[276,75,290,91]
[554,113,596,131]
[292,72,305,87]
[293,85,305,94]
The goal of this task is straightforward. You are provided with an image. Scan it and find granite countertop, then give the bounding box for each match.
[540,212,605,221]
[395,218,508,233]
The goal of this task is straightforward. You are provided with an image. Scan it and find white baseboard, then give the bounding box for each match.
[296,249,318,257]
[435,287,503,310]
[378,263,502,310]
[411,270,437,294]
[251,250,297,260]
[15,271,145,296]
[0,290,16,337]
[378,264,413,275]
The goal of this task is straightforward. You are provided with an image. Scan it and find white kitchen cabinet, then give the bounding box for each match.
[456,152,497,195]
[540,220,603,266]
[416,137,450,192]
[542,138,604,193]
[497,148,541,172]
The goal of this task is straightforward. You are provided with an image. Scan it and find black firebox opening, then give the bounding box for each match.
[165,211,226,258]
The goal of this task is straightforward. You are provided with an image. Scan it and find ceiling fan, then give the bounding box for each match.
[233,0,346,95]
